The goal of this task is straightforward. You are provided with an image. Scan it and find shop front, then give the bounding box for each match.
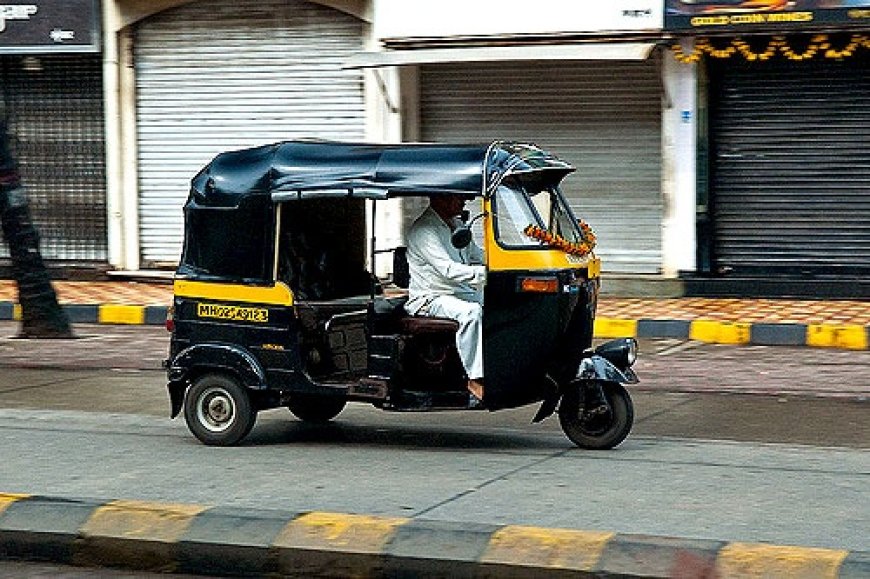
[356,0,671,275]
[667,0,870,295]
[128,0,368,267]
[0,0,106,264]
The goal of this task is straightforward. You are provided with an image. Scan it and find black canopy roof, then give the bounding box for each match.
[188,140,574,208]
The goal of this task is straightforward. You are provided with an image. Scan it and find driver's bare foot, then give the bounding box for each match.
[467,379,484,400]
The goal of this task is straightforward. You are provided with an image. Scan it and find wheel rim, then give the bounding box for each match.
[577,407,613,436]
[566,387,616,436]
[196,386,236,433]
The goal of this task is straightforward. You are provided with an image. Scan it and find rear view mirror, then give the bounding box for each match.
[451,227,472,249]
[451,211,485,249]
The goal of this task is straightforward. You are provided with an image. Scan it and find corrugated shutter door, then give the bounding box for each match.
[0,55,106,262]
[135,0,365,266]
[419,60,662,274]
[710,58,870,277]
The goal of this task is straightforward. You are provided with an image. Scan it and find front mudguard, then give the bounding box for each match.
[532,354,638,423]
[166,343,267,419]
[575,355,639,385]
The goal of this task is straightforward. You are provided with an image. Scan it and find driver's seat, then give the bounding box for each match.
[383,246,460,335]
[399,316,459,335]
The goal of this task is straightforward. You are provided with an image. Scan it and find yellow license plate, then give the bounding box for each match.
[196,303,269,323]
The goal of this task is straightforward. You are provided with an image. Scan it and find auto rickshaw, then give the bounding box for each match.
[165,140,638,448]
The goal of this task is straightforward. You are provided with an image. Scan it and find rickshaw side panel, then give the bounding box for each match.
[483,269,597,410]
[169,295,311,392]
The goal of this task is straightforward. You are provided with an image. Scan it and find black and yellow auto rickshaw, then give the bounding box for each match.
[165,140,638,448]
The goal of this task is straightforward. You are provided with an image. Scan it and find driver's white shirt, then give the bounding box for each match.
[404,207,485,314]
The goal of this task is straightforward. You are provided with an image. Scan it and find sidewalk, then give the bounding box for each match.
[0,279,867,349]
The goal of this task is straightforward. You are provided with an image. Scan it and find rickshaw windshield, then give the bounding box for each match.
[492,183,583,248]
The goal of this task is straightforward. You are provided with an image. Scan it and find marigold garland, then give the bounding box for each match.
[671,33,869,63]
[671,40,704,63]
[701,37,738,59]
[523,222,596,257]
[778,34,828,61]
[823,35,861,59]
[733,37,781,61]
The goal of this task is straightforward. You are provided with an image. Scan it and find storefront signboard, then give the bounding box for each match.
[374,0,663,42]
[665,0,870,32]
[0,0,100,53]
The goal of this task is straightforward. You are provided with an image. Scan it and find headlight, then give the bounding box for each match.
[595,338,638,368]
[626,338,638,366]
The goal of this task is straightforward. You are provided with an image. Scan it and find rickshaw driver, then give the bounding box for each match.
[405,194,486,407]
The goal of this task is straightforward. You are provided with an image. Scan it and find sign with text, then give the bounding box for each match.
[0,0,100,53]
[374,0,663,42]
[665,0,870,32]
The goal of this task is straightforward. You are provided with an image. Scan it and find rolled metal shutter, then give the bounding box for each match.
[135,0,365,266]
[709,58,870,277]
[0,55,106,262]
[419,59,662,274]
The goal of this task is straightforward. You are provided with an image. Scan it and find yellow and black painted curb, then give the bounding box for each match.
[1,302,868,350]
[595,317,870,350]
[0,302,167,326]
[1,494,868,578]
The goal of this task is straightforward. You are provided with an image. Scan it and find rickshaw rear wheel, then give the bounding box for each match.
[184,373,256,446]
[558,381,633,450]
[287,394,346,423]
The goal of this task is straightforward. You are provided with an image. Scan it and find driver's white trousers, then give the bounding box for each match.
[424,294,484,381]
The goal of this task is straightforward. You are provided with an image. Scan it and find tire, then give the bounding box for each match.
[287,394,346,423]
[183,374,256,446]
[558,381,633,450]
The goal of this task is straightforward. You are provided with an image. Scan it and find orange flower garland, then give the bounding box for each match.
[671,33,869,63]
[523,222,596,257]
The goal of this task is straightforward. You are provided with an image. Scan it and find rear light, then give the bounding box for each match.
[165,306,175,332]
[519,276,559,293]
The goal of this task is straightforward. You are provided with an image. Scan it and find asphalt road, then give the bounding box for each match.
[0,322,868,556]
[0,321,867,447]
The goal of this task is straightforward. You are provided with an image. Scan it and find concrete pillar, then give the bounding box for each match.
[103,0,144,271]
[362,22,405,276]
[102,0,124,269]
[661,52,698,277]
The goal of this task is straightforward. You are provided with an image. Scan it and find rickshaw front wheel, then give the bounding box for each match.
[287,394,346,423]
[184,374,256,446]
[558,381,633,450]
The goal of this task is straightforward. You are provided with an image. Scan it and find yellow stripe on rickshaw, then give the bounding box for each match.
[173,280,294,306]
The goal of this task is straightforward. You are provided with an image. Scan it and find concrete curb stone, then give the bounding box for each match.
[637,319,692,339]
[177,506,298,577]
[842,551,870,579]
[63,305,100,324]
[749,322,808,347]
[0,493,867,578]
[0,495,105,564]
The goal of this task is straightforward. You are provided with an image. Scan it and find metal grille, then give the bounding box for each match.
[134,0,366,266]
[709,57,870,277]
[0,54,107,262]
[419,59,663,274]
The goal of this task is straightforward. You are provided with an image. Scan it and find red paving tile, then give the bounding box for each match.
[0,280,868,325]
[0,280,173,306]
[597,297,870,325]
